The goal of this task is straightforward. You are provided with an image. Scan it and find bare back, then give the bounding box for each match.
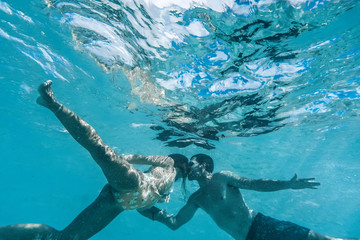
[193,172,256,240]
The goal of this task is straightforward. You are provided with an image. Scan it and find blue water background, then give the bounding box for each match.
[1,0,360,239]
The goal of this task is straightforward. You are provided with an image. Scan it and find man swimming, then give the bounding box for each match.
[141,154,359,240]
[0,80,188,240]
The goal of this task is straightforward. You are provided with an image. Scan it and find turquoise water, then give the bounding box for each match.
[1,0,360,239]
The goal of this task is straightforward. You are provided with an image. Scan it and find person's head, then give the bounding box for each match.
[169,154,189,180]
[169,153,189,195]
[188,154,214,180]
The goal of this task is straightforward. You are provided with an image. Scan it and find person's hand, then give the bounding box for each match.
[289,174,320,189]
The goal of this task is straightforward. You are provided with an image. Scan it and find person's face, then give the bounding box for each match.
[188,160,206,180]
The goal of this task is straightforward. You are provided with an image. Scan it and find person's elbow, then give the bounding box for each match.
[166,219,182,231]
[168,225,179,231]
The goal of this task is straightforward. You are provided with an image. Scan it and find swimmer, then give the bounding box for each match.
[141,154,359,240]
[0,80,188,240]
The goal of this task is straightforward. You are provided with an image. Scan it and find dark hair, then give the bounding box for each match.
[190,154,214,173]
[169,153,189,197]
[169,153,189,179]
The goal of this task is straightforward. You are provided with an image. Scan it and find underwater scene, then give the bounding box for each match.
[1,0,360,239]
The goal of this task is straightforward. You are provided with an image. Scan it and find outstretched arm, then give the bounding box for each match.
[221,171,320,192]
[138,193,199,230]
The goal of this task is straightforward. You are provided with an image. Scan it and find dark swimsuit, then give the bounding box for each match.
[246,213,310,240]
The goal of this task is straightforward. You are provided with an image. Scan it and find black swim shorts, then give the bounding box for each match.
[246,212,310,240]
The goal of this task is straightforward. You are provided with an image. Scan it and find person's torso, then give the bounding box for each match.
[195,173,256,240]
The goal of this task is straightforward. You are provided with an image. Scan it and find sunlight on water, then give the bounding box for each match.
[34,0,360,148]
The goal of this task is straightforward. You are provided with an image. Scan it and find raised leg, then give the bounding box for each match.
[37,80,117,163]
[37,81,139,191]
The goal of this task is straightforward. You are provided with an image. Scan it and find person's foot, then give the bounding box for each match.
[36,80,59,110]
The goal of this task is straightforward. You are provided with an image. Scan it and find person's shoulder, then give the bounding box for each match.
[208,172,227,184]
[213,171,235,178]
[218,170,235,175]
[211,171,240,184]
